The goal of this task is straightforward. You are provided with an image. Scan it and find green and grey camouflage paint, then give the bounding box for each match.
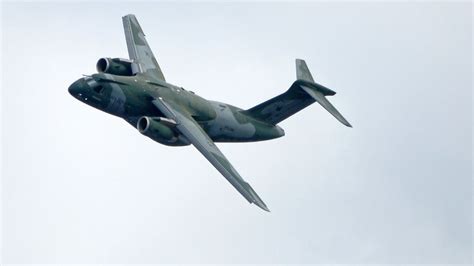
[68,14,351,212]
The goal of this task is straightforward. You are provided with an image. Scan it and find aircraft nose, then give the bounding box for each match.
[68,78,89,98]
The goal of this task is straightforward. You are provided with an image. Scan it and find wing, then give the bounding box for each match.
[151,98,270,212]
[122,14,166,82]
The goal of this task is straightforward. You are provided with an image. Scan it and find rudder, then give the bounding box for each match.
[296,58,315,82]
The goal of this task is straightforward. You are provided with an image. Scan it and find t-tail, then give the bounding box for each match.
[245,59,352,127]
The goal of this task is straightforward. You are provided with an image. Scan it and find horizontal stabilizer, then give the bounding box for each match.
[296,59,351,127]
[300,85,352,127]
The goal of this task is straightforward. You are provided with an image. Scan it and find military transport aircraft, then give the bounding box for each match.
[68,14,351,212]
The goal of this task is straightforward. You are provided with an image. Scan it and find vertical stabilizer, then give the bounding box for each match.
[296,58,315,82]
[245,59,352,128]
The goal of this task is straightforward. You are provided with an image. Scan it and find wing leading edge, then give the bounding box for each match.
[151,98,270,212]
[122,14,166,82]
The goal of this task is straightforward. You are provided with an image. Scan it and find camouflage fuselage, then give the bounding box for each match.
[69,73,284,146]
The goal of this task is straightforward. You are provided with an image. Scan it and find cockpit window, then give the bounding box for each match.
[93,85,104,94]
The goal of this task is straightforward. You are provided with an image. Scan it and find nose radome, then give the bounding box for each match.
[68,78,88,96]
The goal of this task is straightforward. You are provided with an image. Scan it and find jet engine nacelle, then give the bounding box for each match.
[96,57,139,76]
[137,116,189,146]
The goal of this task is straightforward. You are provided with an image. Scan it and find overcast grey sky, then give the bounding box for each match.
[1,1,472,264]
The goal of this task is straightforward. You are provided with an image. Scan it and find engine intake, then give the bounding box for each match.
[96,57,138,76]
[137,116,188,146]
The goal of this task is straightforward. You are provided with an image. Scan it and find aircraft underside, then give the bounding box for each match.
[69,14,351,211]
[125,101,285,145]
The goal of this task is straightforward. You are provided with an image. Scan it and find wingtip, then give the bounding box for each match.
[342,120,353,128]
[254,202,271,212]
[122,14,136,18]
[252,198,270,212]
